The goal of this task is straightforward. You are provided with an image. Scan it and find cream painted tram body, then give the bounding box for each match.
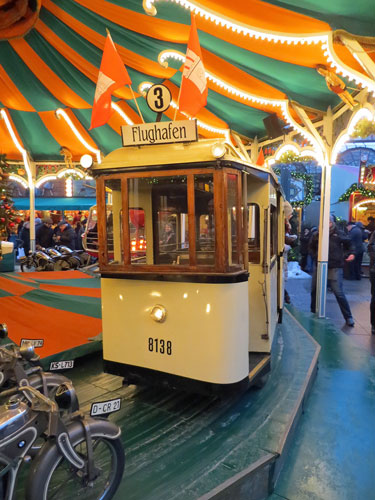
[89,139,285,394]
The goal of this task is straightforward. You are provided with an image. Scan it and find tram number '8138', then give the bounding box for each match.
[148,338,172,355]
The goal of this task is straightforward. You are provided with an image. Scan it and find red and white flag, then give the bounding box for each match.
[90,33,132,129]
[178,14,207,118]
[256,148,265,166]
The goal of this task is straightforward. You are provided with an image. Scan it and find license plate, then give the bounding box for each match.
[49,360,74,370]
[90,398,121,417]
[21,339,44,348]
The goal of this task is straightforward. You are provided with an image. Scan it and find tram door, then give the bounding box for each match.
[277,193,285,317]
[269,185,278,340]
[247,177,270,353]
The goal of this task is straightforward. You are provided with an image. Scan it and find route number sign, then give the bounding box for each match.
[146,84,172,113]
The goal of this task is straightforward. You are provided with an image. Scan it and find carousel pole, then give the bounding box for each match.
[291,102,332,318]
[316,107,333,317]
[28,158,36,252]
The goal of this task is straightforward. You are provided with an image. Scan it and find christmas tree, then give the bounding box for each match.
[0,154,15,240]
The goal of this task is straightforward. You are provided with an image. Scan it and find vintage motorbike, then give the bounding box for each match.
[0,324,72,403]
[19,248,56,272]
[0,383,125,500]
[55,245,91,268]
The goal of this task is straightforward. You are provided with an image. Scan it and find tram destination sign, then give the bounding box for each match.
[121,119,198,147]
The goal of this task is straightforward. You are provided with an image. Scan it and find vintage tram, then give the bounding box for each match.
[89,134,285,394]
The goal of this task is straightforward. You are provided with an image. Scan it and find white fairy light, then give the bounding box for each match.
[138,80,230,139]
[111,102,134,125]
[9,175,28,189]
[65,177,73,197]
[55,108,102,163]
[149,2,375,98]
[57,168,85,179]
[331,107,375,164]
[0,109,33,187]
[35,175,57,188]
[144,0,327,45]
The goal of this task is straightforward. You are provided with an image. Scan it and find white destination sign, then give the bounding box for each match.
[90,398,121,417]
[122,119,198,147]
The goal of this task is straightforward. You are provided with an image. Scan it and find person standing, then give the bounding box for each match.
[299,226,312,273]
[309,215,355,327]
[347,221,365,280]
[365,216,375,235]
[366,231,375,335]
[20,217,42,255]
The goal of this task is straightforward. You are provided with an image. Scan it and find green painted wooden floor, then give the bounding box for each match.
[270,306,375,500]
[15,309,316,500]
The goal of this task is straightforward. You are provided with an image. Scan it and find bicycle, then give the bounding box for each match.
[0,383,125,500]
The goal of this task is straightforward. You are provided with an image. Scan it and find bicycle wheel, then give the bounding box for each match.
[27,426,124,500]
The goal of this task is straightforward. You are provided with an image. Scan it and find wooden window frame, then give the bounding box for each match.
[97,167,245,275]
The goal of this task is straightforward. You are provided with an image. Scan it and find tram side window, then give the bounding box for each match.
[270,204,278,258]
[227,173,239,265]
[104,179,123,265]
[153,175,188,265]
[247,203,260,264]
[195,174,215,265]
[127,175,188,266]
[129,208,146,264]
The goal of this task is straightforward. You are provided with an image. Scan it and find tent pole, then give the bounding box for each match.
[29,159,36,252]
[316,107,333,317]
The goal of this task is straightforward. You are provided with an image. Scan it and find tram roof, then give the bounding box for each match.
[91,138,273,178]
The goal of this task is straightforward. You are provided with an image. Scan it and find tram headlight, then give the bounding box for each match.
[150,305,167,323]
[211,143,226,159]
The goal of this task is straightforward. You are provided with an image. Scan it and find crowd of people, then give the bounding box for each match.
[7,212,87,256]
[287,214,375,333]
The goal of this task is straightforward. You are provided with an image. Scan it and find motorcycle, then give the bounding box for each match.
[0,383,124,500]
[0,324,72,405]
[19,249,56,272]
[44,246,81,270]
[55,245,91,268]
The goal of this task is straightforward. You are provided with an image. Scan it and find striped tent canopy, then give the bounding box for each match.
[0,0,374,162]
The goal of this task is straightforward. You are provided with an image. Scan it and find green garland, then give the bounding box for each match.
[350,119,375,139]
[272,166,314,207]
[275,151,315,164]
[338,183,375,201]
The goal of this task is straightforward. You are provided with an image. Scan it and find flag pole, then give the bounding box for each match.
[105,28,144,124]
[174,84,182,121]
[128,85,145,124]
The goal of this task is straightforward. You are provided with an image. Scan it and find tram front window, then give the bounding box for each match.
[128,175,188,266]
[104,179,123,265]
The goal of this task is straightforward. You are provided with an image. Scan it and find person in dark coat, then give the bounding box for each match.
[54,221,76,250]
[20,218,42,255]
[299,226,313,273]
[366,231,375,335]
[36,217,54,249]
[365,216,375,235]
[310,215,355,326]
[74,222,84,250]
[347,221,365,280]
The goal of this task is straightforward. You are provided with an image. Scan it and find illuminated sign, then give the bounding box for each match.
[359,164,375,186]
